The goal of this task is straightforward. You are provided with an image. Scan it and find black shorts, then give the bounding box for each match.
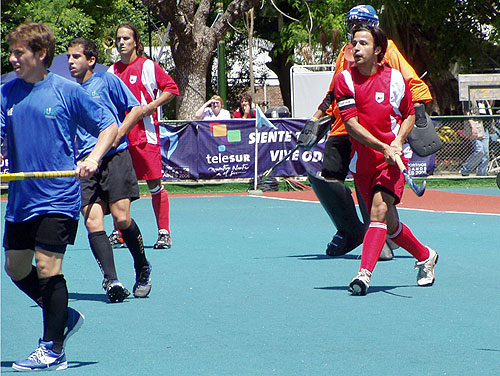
[321,135,352,180]
[80,149,140,211]
[3,214,78,254]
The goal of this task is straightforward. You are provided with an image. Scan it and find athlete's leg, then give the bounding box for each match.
[386,207,429,262]
[147,178,172,249]
[35,248,67,353]
[308,172,365,256]
[310,135,364,256]
[357,190,393,272]
[110,199,147,273]
[82,202,119,282]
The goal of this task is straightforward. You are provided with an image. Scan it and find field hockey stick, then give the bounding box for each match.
[260,145,300,180]
[394,154,426,197]
[0,170,76,182]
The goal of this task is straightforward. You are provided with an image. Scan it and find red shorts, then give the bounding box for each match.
[353,161,405,213]
[128,142,163,181]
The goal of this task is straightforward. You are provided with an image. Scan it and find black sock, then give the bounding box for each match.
[39,275,68,353]
[13,265,43,307]
[89,231,118,281]
[120,219,148,273]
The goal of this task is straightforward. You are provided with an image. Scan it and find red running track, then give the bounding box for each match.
[261,189,500,215]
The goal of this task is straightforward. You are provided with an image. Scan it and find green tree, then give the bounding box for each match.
[142,0,263,119]
[1,0,148,74]
[250,0,345,111]
[347,0,500,113]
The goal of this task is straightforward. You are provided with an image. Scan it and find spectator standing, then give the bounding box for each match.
[461,100,493,176]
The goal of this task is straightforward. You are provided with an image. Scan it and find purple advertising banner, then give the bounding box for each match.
[160,119,327,180]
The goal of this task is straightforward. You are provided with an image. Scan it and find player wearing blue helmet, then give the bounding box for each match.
[346,5,379,29]
[298,5,434,260]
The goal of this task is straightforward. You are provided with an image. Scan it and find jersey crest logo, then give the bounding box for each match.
[129,75,137,84]
[43,107,57,119]
[7,107,13,116]
[375,92,384,103]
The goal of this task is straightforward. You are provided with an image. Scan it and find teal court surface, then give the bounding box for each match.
[1,189,500,375]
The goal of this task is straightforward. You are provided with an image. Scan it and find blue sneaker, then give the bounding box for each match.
[133,262,152,298]
[64,307,85,347]
[12,339,67,371]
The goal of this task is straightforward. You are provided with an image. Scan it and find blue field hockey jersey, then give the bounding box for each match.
[1,72,114,222]
[77,72,140,159]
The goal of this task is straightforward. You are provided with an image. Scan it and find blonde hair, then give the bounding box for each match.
[211,95,224,108]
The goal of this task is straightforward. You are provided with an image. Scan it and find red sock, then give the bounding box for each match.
[360,221,387,272]
[388,222,429,261]
[151,185,170,233]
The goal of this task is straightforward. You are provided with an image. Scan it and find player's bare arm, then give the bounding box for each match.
[77,123,117,178]
[141,90,176,118]
[391,113,416,153]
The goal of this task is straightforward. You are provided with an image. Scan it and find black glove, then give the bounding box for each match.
[297,116,333,150]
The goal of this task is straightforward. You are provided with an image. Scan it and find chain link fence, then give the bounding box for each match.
[431,115,500,176]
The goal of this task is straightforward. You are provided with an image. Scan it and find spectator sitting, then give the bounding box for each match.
[234,93,256,118]
[195,95,231,120]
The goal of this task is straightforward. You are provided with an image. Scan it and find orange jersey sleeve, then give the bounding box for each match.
[325,44,353,137]
[382,40,432,103]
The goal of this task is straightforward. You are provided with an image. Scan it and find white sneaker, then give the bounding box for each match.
[415,247,438,286]
[349,268,372,295]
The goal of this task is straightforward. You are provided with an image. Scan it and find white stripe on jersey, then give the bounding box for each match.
[141,60,161,145]
[349,151,358,174]
[341,70,355,96]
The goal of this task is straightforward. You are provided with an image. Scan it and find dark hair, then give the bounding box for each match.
[115,23,144,57]
[7,23,55,67]
[68,38,99,69]
[239,93,253,104]
[351,24,387,63]
[238,93,253,115]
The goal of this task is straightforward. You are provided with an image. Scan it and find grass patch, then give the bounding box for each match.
[2,176,497,198]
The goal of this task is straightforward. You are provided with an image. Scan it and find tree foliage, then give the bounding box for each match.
[345,0,500,112]
[1,0,148,73]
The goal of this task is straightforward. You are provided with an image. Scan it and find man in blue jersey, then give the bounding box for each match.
[67,38,153,302]
[1,23,117,371]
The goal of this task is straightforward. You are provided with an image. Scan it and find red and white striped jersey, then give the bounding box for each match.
[108,56,179,146]
[334,64,414,173]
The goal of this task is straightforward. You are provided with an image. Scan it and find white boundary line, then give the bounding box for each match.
[248,194,500,217]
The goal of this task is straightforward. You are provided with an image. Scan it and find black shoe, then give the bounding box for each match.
[326,232,363,257]
[102,279,130,303]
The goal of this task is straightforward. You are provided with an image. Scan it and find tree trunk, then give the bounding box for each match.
[266,46,293,112]
[171,40,212,120]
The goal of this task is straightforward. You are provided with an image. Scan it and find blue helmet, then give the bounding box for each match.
[346,5,379,29]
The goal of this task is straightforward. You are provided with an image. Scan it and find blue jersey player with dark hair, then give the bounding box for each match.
[67,37,153,302]
[1,23,117,371]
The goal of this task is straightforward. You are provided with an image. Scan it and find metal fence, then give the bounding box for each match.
[432,115,500,176]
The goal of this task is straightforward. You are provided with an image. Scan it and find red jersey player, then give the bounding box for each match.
[108,23,179,249]
[301,5,433,261]
[334,24,438,296]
